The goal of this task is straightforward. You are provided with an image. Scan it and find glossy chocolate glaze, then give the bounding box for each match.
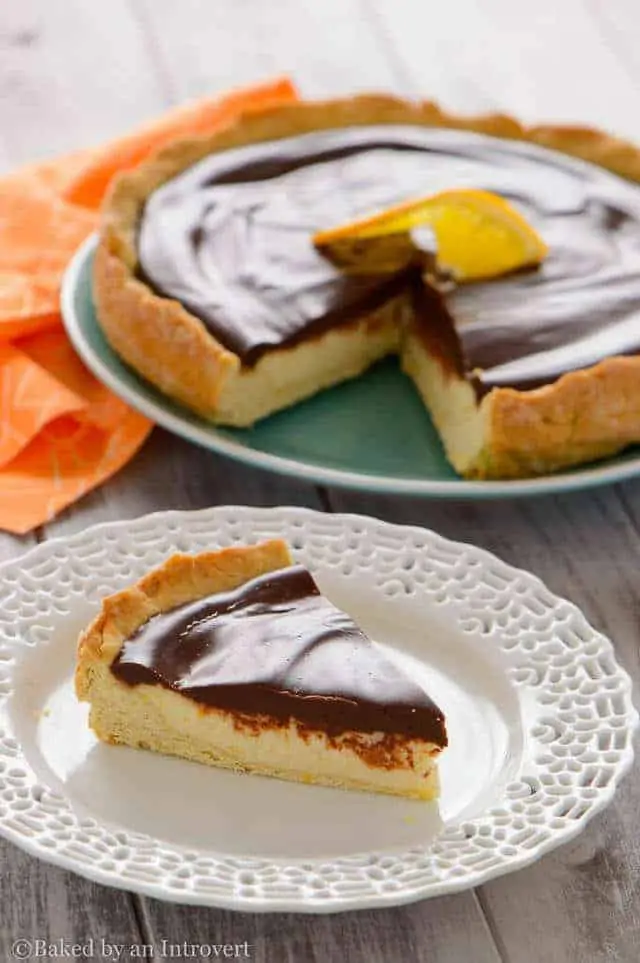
[137,125,640,389]
[111,564,447,745]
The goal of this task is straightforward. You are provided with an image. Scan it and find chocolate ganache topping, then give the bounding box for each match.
[111,563,447,744]
[137,125,640,390]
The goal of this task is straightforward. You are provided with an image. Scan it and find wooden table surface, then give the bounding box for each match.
[1,2,639,961]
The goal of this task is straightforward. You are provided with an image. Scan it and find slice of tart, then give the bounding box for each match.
[75,539,447,800]
[94,95,640,478]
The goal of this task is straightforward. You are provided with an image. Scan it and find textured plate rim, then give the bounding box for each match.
[0,505,636,912]
[61,236,640,500]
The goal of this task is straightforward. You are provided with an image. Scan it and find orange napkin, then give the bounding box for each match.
[0,78,298,535]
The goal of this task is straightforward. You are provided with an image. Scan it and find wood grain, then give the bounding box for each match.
[367,0,640,140]
[0,0,639,960]
[45,429,324,539]
[0,851,144,963]
[133,0,402,102]
[587,0,640,86]
[0,0,168,165]
[137,894,503,963]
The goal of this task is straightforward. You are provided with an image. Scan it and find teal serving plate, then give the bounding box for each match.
[61,237,640,498]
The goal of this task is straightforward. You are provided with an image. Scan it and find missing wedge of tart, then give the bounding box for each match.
[94,95,640,479]
[75,539,447,800]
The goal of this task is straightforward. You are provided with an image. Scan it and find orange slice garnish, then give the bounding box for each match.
[313,189,548,282]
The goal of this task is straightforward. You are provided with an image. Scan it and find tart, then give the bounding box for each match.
[94,96,640,478]
[75,539,447,800]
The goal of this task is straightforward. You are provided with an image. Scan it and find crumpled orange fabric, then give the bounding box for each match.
[0,78,298,535]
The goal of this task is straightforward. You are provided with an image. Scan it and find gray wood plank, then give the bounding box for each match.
[325,482,640,963]
[0,849,144,962]
[133,0,402,101]
[586,0,640,88]
[0,0,169,164]
[367,0,640,140]
[45,428,324,539]
[136,894,502,963]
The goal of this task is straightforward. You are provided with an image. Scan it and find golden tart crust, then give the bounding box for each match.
[94,95,640,479]
[76,539,292,692]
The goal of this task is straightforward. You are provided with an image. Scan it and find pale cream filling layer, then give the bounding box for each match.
[84,664,441,801]
[214,297,406,426]
[401,328,488,475]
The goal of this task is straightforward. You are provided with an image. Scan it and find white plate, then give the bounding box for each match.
[0,506,636,912]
